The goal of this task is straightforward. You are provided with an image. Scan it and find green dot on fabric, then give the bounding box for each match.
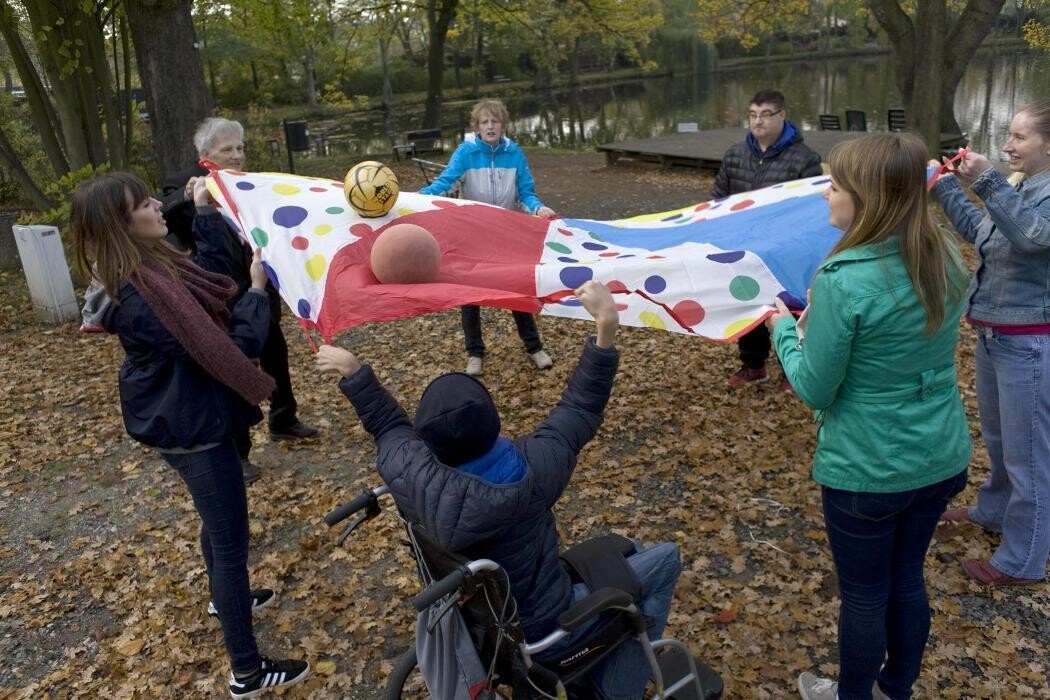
[251,227,269,247]
[546,242,572,254]
[325,206,344,215]
[729,275,760,301]
[587,231,604,241]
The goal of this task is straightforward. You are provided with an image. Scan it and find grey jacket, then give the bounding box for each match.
[339,338,619,641]
[933,168,1050,324]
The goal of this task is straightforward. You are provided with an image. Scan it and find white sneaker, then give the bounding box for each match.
[797,672,892,700]
[797,672,837,700]
[530,349,553,370]
[465,356,483,376]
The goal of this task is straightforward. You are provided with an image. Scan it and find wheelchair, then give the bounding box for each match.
[326,486,724,699]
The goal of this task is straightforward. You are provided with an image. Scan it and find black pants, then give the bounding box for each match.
[236,310,298,460]
[738,325,771,369]
[461,305,543,357]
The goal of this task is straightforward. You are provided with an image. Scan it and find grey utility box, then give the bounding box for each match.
[13,224,79,324]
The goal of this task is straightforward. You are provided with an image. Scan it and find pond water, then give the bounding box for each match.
[314,46,1050,162]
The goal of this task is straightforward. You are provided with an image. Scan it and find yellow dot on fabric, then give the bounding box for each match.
[314,224,332,236]
[305,255,327,281]
[785,182,806,190]
[397,208,416,216]
[724,318,758,338]
[273,184,301,195]
[638,311,666,330]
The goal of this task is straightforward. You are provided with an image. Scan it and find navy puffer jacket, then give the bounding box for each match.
[710,121,823,199]
[340,337,619,640]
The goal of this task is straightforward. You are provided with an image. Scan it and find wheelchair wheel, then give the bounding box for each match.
[386,648,428,699]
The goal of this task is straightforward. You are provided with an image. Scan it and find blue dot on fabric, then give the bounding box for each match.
[777,291,805,310]
[558,256,578,263]
[559,266,593,288]
[560,299,583,307]
[771,184,784,189]
[235,181,255,191]
[618,254,635,259]
[660,213,682,223]
[297,298,311,318]
[582,242,608,251]
[644,275,667,294]
[262,262,280,291]
[707,251,746,264]
[272,205,308,228]
[811,178,830,186]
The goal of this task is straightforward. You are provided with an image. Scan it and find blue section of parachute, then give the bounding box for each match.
[562,193,841,304]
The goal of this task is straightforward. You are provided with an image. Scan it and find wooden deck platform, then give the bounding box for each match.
[597,128,968,171]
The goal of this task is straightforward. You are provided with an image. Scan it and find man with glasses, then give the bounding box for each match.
[711,89,822,391]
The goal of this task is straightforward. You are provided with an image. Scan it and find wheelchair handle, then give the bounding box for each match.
[324,485,389,527]
[411,559,499,612]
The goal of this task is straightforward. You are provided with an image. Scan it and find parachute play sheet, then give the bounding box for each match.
[207,170,841,343]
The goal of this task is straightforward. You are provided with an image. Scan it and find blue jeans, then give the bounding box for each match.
[535,542,682,700]
[160,440,260,674]
[460,305,543,357]
[972,329,1050,580]
[822,470,968,700]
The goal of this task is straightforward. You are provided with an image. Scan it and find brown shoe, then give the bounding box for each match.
[962,559,1042,586]
[941,506,972,523]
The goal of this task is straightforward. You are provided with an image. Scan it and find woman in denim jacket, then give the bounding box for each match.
[931,98,1050,586]
[769,134,971,700]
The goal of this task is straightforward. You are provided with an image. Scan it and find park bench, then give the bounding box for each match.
[413,157,459,198]
[392,128,445,161]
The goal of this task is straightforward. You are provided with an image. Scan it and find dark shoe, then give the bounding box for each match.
[941,506,972,523]
[727,366,768,387]
[208,589,276,618]
[269,420,319,441]
[229,656,310,698]
[962,559,1042,586]
[241,459,261,486]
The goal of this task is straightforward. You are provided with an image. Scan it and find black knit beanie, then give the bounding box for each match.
[414,372,501,467]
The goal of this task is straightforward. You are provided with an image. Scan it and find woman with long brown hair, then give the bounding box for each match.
[766,134,971,699]
[71,172,309,697]
[932,98,1050,587]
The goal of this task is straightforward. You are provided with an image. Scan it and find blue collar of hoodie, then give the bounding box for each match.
[456,436,527,484]
[746,120,801,158]
[464,132,516,155]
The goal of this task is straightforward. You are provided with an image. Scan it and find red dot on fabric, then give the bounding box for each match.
[599,252,619,257]
[350,224,373,237]
[615,303,629,311]
[433,200,458,209]
[730,198,755,211]
[557,228,574,237]
[228,170,247,176]
[330,182,343,187]
[694,202,710,212]
[291,236,309,250]
[606,280,628,293]
[309,186,327,192]
[647,255,665,260]
[673,300,705,327]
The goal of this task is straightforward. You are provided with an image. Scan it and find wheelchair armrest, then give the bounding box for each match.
[556,587,634,632]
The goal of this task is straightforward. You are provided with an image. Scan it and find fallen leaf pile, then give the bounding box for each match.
[0,155,1046,698]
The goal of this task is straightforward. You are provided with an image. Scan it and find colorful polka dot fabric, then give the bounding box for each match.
[207,170,840,342]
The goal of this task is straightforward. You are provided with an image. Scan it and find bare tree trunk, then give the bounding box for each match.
[125,0,210,176]
[304,45,317,106]
[0,126,54,210]
[422,0,459,129]
[379,32,393,110]
[121,11,134,163]
[912,0,946,150]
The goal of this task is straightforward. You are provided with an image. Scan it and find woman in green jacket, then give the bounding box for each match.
[767,133,971,700]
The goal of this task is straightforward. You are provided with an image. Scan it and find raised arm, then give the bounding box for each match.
[931,175,985,245]
[418,145,468,197]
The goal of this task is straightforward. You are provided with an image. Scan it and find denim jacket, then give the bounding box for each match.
[933,168,1050,324]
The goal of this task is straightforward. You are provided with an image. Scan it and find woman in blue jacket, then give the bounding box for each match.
[71,173,309,697]
[931,98,1050,586]
[420,99,556,377]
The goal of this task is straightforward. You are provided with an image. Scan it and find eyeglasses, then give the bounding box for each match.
[748,109,783,121]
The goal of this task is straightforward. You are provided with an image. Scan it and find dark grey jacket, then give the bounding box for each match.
[710,124,823,199]
[340,337,619,641]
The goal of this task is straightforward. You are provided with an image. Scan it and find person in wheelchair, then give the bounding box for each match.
[317,281,683,699]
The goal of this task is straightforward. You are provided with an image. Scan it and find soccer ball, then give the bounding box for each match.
[344,161,399,218]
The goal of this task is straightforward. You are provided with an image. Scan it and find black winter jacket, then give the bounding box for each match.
[101,214,270,449]
[340,337,619,641]
[710,125,823,199]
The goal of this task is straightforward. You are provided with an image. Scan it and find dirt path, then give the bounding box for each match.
[0,154,1046,698]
